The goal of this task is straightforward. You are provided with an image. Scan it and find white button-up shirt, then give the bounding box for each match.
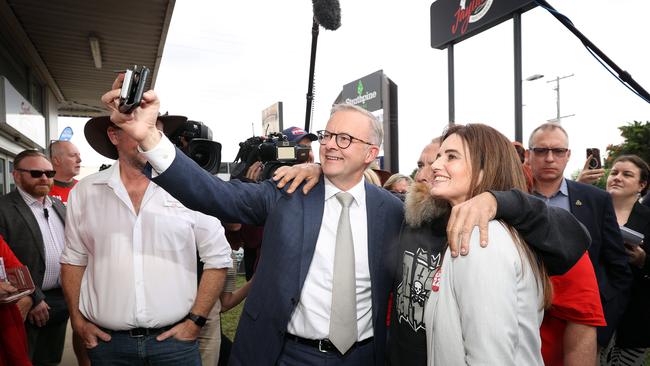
[17,187,65,290]
[286,177,373,341]
[60,162,232,330]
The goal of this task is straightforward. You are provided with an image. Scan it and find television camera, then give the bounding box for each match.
[231,132,311,181]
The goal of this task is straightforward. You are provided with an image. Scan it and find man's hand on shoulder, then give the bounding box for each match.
[273,163,322,194]
[447,192,497,257]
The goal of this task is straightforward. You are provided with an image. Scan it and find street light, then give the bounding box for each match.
[526,73,575,123]
[526,74,544,81]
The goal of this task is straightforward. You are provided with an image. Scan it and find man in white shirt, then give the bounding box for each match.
[60,116,232,366]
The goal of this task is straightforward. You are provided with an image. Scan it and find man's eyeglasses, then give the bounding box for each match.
[529,147,569,158]
[15,169,56,178]
[316,130,373,149]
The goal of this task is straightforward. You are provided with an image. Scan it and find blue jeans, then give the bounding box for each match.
[86,332,201,366]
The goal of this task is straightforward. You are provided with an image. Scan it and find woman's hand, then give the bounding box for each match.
[625,243,646,268]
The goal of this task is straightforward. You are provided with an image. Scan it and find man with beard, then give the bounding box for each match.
[60,116,231,366]
[0,149,68,365]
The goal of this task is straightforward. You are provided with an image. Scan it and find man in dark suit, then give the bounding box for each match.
[527,123,633,349]
[0,149,67,365]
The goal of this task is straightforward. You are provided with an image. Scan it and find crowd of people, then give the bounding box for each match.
[0,75,648,366]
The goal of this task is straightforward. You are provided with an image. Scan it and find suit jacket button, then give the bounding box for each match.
[290,298,297,304]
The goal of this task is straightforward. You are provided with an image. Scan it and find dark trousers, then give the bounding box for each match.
[86,332,201,366]
[26,288,68,366]
[276,337,375,366]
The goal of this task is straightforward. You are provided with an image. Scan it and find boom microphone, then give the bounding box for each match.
[312,0,341,30]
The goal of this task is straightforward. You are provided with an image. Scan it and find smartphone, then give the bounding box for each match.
[119,65,150,113]
[620,226,644,246]
[586,148,601,169]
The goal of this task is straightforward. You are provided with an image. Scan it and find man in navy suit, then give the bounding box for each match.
[527,122,633,349]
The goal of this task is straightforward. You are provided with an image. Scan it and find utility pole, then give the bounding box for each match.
[547,74,575,123]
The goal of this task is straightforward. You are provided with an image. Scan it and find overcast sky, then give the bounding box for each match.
[61,0,650,178]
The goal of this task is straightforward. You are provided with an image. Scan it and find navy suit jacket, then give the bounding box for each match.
[149,151,404,366]
[565,180,632,344]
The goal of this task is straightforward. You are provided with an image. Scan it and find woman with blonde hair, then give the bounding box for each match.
[425,123,551,365]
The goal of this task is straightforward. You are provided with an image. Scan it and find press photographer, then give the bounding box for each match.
[230,126,316,182]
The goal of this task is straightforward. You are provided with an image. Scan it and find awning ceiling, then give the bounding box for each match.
[0,0,174,117]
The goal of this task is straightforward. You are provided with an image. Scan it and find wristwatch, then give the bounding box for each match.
[185,312,208,327]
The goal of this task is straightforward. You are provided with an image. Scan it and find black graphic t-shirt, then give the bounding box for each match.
[388,219,448,366]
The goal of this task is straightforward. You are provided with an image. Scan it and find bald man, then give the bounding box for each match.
[49,141,81,204]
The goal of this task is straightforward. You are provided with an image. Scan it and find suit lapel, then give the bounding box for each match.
[10,192,46,261]
[365,182,386,321]
[299,178,325,287]
[567,181,589,224]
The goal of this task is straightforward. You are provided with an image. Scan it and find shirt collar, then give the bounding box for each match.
[558,178,569,196]
[533,178,569,199]
[324,176,366,208]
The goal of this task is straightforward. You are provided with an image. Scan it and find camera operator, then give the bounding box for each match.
[281,126,317,163]
[229,126,317,281]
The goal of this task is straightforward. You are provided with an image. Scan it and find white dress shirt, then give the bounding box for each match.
[17,187,65,290]
[287,177,373,341]
[60,162,232,330]
[140,135,374,341]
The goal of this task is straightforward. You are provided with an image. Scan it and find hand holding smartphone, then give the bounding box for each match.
[586,148,601,169]
[119,65,150,113]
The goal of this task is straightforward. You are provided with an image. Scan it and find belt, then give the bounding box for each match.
[285,334,373,354]
[102,322,180,338]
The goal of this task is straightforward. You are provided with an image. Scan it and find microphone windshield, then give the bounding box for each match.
[312,0,341,30]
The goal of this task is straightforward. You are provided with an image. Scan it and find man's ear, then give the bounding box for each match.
[107,127,119,146]
[524,149,530,165]
[365,145,380,164]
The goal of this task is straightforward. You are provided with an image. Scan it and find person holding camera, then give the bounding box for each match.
[576,149,607,185]
[60,115,232,366]
[601,155,650,365]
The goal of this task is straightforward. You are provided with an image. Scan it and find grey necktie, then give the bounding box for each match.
[329,191,357,354]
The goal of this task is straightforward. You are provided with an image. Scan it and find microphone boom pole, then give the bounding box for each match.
[304,18,319,132]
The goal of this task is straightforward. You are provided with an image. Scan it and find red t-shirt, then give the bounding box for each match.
[540,253,606,366]
[0,236,31,366]
[48,179,78,204]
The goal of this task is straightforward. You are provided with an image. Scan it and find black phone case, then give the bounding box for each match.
[119,66,150,113]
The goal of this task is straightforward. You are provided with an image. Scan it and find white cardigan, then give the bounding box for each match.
[424,221,544,366]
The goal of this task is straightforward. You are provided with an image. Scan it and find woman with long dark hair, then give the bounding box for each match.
[602,154,650,365]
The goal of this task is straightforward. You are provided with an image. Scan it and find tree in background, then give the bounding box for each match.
[604,121,650,168]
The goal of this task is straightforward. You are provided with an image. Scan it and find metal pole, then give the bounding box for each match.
[513,13,523,142]
[304,19,319,132]
[547,74,574,123]
[447,43,455,125]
